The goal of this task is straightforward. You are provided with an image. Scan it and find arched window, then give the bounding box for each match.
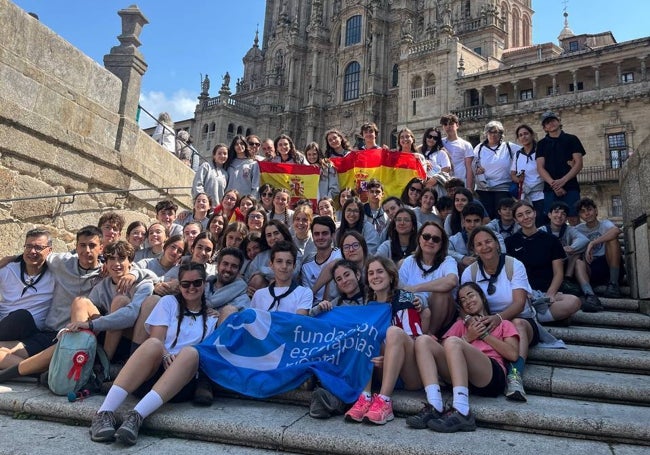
[227,123,234,133]
[345,15,362,46]
[343,61,361,101]
[246,128,252,136]
[201,124,209,140]
[512,9,520,47]
[390,129,398,149]
[522,15,531,46]
[210,122,216,132]
[411,75,423,99]
[236,126,243,135]
[424,73,436,96]
[392,64,399,88]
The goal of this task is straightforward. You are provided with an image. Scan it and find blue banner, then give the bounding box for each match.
[196,304,391,403]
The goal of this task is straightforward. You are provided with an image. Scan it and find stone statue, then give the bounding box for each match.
[201,74,210,93]
[222,72,230,88]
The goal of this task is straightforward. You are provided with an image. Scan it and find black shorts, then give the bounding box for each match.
[22,330,58,356]
[0,309,39,341]
[521,317,540,347]
[133,364,197,403]
[469,358,506,397]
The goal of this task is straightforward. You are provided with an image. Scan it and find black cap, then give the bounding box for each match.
[541,111,560,125]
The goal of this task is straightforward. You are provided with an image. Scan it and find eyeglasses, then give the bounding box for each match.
[261,192,273,197]
[345,208,360,214]
[409,187,423,193]
[23,244,50,252]
[427,135,439,140]
[180,279,204,289]
[420,233,442,244]
[248,213,264,219]
[248,142,261,147]
[342,242,361,252]
[223,195,237,202]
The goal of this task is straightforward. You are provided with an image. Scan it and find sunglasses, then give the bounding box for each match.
[261,192,273,197]
[248,142,261,147]
[420,233,442,244]
[180,279,204,289]
[409,186,423,193]
[427,134,439,140]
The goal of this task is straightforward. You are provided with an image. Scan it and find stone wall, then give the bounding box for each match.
[0,0,194,256]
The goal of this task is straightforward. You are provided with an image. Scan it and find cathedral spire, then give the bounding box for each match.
[253,27,259,48]
[558,2,574,41]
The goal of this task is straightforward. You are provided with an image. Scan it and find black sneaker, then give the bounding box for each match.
[406,403,442,429]
[309,387,346,419]
[603,283,621,298]
[192,373,214,406]
[427,408,476,433]
[115,410,143,446]
[581,294,603,313]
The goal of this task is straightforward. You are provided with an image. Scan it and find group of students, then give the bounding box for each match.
[0,114,624,445]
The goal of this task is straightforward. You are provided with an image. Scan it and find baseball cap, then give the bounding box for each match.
[541,111,560,125]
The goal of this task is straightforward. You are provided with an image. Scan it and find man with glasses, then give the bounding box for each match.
[0,229,54,356]
[440,113,474,189]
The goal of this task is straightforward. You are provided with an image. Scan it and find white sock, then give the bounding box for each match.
[362,391,371,400]
[452,386,470,416]
[98,385,128,413]
[378,394,391,402]
[133,390,163,419]
[425,384,443,412]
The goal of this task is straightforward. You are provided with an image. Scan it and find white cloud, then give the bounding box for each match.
[138,89,197,129]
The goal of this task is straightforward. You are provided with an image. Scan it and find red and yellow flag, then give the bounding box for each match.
[330,148,426,202]
[258,161,321,208]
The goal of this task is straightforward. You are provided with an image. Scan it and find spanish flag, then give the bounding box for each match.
[258,162,321,208]
[331,148,426,202]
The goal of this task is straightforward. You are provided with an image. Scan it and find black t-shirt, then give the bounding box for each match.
[505,230,566,292]
[536,131,586,192]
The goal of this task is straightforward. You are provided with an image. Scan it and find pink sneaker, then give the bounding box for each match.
[344,394,372,422]
[363,394,394,425]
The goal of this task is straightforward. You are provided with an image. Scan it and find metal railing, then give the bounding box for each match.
[577,166,621,183]
[0,186,192,205]
[137,104,210,169]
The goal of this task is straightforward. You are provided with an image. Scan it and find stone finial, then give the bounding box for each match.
[116,5,149,49]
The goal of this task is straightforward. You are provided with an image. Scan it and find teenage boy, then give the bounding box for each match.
[575,198,623,298]
[536,111,585,225]
[250,241,313,315]
[539,202,598,310]
[155,200,183,237]
[205,247,250,310]
[363,179,388,234]
[0,240,153,383]
[449,203,505,271]
[440,114,474,189]
[98,212,125,247]
[0,229,54,366]
[485,197,520,240]
[359,122,380,150]
[302,217,341,304]
[378,197,404,242]
[434,196,453,223]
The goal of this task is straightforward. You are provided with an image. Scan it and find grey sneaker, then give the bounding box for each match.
[115,410,143,446]
[309,387,346,419]
[427,409,476,433]
[406,403,442,429]
[90,411,117,442]
[582,294,603,313]
[603,283,621,298]
[505,368,527,402]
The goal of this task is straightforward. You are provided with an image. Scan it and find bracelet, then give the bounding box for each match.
[162,353,170,361]
[87,319,94,332]
[495,313,503,324]
[478,331,489,340]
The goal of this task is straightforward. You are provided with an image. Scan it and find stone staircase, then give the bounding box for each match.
[0,296,648,454]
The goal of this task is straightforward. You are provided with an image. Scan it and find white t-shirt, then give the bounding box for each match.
[301,249,342,303]
[460,258,532,314]
[442,137,474,183]
[145,295,218,355]
[399,255,459,302]
[510,149,544,202]
[423,149,452,178]
[250,285,313,314]
[473,142,520,189]
[575,220,617,258]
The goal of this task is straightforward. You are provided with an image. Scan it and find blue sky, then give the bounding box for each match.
[11,1,650,128]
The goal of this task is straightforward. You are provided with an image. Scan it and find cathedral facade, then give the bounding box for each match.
[191,0,649,218]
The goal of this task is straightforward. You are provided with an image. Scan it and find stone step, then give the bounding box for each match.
[546,325,650,349]
[528,344,650,374]
[524,364,650,405]
[1,382,648,451]
[571,309,650,330]
[600,297,640,312]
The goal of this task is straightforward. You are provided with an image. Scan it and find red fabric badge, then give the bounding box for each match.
[67,351,89,381]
